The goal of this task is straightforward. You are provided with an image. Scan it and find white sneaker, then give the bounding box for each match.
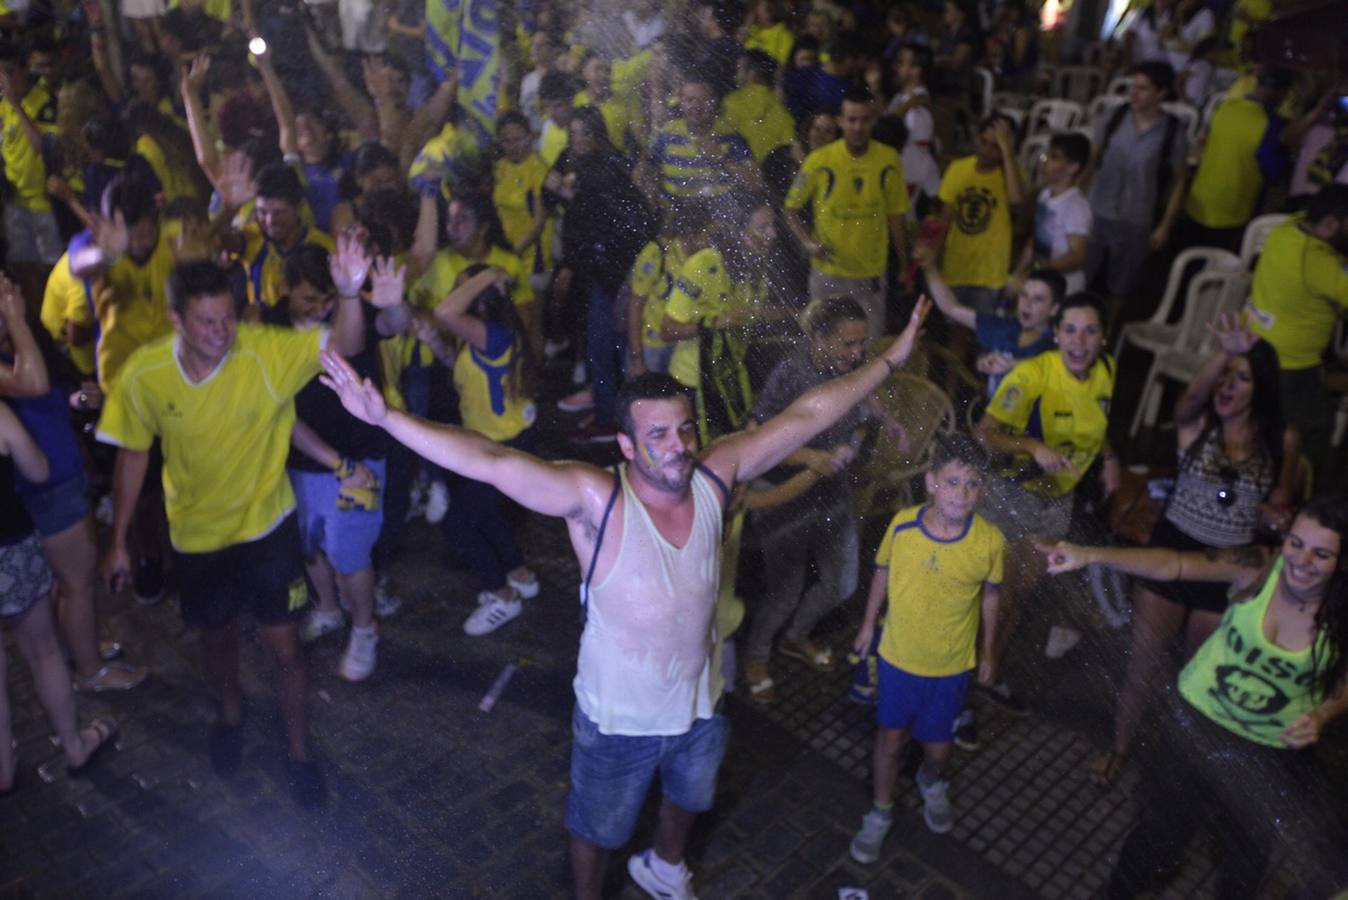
[374,579,403,617]
[463,591,522,636]
[849,809,893,864]
[918,770,954,834]
[339,626,378,682]
[301,609,344,644]
[627,849,697,900]
[571,361,587,385]
[424,481,450,524]
[507,570,540,600]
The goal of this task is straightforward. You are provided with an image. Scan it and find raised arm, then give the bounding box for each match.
[1175,313,1258,435]
[432,267,507,352]
[994,119,1026,207]
[254,49,298,158]
[704,297,930,485]
[181,55,222,188]
[919,252,976,330]
[0,277,51,398]
[318,350,606,520]
[303,26,378,142]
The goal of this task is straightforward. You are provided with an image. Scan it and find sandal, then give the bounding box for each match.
[744,661,778,704]
[99,640,123,661]
[779,639,837,672]
[1088,750,1126,787]
[68,719,118,775]
[74,662,148,693]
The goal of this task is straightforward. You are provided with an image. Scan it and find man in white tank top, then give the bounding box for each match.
[316,299,930,900]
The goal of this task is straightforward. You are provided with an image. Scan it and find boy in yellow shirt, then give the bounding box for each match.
[849,433,1004,861]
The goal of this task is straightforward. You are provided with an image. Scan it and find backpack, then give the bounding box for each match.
[1100,104,1179,224]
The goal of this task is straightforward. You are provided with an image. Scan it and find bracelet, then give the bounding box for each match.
[882,356,899,376]
[333,457,356,479]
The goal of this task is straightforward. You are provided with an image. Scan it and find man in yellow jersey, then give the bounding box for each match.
[316,298,930,900]
[720,50,796,165]
[576,52,640,159]
[0,40,61,300]
[96,246,374,808]
[536,71,577,168]
[786,86,911,338]
[642,76,759,208]
[1247,184,1348,478]
[229,162,334,309]
[40,242,98,379]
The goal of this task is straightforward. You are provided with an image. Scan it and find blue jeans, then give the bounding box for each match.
[586,285,624,428]
[565,707,729,849]
[441,429,535,591]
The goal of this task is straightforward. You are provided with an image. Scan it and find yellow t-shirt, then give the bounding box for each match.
[665,247,764,388]
[410,245,536,312]
[630,238,691,350]
[452,321,537,442]
[1228,0,1271,48]
[96,324,326,553]
[875,504,1005,676]
[1185,96,1272,229]
[937,155,1013,289]
[719,84,796,164]
[988,350,1116,497]
[575,91,640,157]
[539,120,569,167]
[492,154,556,275]
[1248,217,1348,370]
[134,134,201,205]
[40,248,97,377]
[1,81,58,211]
[242,225,335,308]
[745,22,794,65]
[786,139,910,280]
[94,220,184,391]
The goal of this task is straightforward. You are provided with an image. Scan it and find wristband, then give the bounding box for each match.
[882,356,899,376]
[333,457,356,479]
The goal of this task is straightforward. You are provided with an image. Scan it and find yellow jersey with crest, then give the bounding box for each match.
[492,153,556,275]
[96,324,326,553]
[875,504,1005,676]
[1,80,57,211]
[93,220,185,391]
[242,224,335,309]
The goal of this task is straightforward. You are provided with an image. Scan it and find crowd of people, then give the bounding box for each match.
[2,0,1348,896]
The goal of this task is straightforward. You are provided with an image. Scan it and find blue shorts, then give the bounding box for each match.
[289,459,385,575]
[21,471,90,538]
[877,658,972,744]
[565,707,729,849]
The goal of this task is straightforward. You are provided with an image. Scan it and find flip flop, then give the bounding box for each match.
[73,662,148,693]
[67,719,118,776]
[747,676,778,704]
[779,640,837,672]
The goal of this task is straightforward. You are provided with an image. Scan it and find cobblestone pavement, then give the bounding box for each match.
[4,407,1345,899]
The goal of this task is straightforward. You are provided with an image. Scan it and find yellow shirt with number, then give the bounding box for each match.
[410,245,536,313]
[988,350,1116,497]
[665,247,763,388]
[40,247,97,377]
[1,81,58,211]
[937,155,1014,289]
[786,139,910,280]
[94,220,184,391]
[493,153,556,275]
[452,321,537,442]
[96,325,326,553]
[631,238,691,351]
[720,84,796,164]
[1248,217,1348,370]
[875,505,1005,677]
[242,224,335,308]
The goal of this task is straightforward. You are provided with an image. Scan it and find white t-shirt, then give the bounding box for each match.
[1128,12,1169,65]
[1291,122,1348,197]
[1034,186,1093,294]
[1166,9,1216,72]
[1180,58,1214,107]
[903,144,941,212]
[520,70,545,134]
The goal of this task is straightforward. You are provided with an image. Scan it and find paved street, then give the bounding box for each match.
[4,403,1345,899]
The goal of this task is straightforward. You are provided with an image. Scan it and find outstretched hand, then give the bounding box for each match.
[882,295,932,371]
[319,351,389,425]
[1206,311,1259,357]
[217,151,256,210]
[1036,541,1088,575]
[369,256,407,308]
[330,231,374,298]
[0,273,25,322]
[90,210,130,261]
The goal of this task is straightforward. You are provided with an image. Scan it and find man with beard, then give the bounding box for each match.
[741,297,906,701]
[234,162,335,309]
[317,297,931,900]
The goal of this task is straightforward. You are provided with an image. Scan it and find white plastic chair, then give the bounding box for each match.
[1129,268,1252,437]
[1107,75,1132,95]
[1018,132,1051,184]
[973,67,995,117]
[992,91,1034,111]
[1113,246,1242,362]
[1201,92,1227,132]
[1239,213,1289,269]
[1000,107,1026,131]
[1161,101,1203,146]
[1088,93,1128,127]
[1024,99,1085,137]
[1053,66,1105,105]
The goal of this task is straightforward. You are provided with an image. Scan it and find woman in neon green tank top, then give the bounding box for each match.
[1040,496,1348,898]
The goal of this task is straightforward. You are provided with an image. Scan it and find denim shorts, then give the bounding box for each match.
[22,471,90,539]
[565,707,729,849]
[289,459,385,575]
[877,658,972,743]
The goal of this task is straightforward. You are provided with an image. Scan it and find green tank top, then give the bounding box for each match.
[1178,559,1326,748]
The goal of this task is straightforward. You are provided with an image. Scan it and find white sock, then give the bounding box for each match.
[351,624,376,637]
[649,851,685,882]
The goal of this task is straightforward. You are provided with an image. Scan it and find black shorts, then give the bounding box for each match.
[174,513,308,631]
[1140,517,1230,614]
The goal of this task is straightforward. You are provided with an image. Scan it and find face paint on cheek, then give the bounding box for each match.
[641,442,661,466]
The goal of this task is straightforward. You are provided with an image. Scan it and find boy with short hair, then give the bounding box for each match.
[1013,132,1092,295]
[849,433,1004,861]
